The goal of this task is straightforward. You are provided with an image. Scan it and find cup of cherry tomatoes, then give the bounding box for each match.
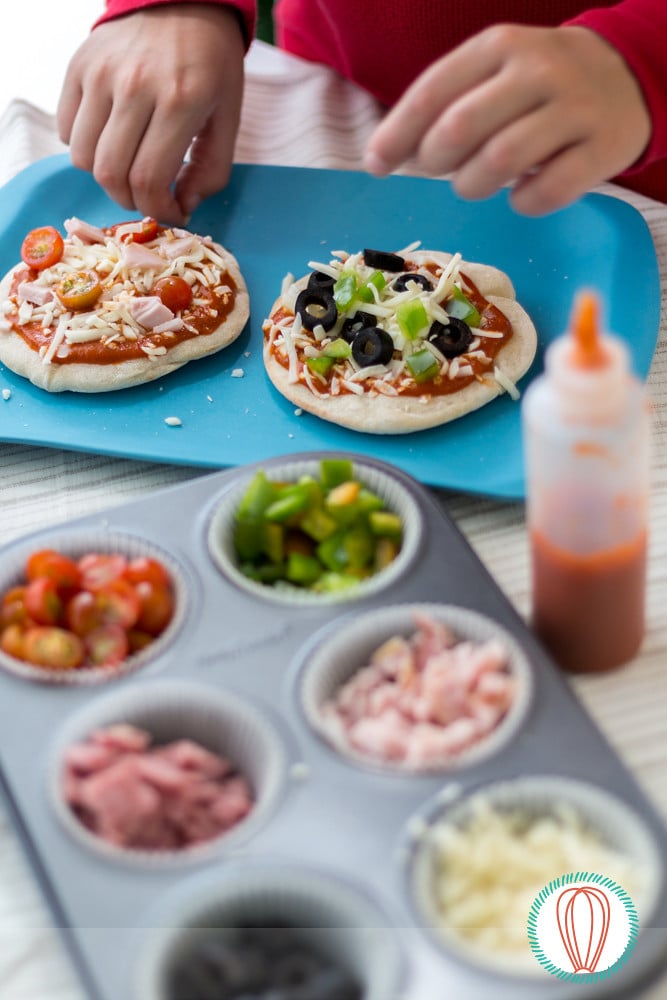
[0,540,182,683]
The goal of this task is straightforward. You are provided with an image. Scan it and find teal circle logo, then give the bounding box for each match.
[528,872,638,982]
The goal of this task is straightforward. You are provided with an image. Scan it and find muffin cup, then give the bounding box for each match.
[0,528,189,685]
[135,863,405,1000]
[49,680,286,867]
[206,455,423,606]
[300,603,533,773]
[407,774,664,977]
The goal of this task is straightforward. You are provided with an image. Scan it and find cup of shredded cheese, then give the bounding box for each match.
[408,775,662,975]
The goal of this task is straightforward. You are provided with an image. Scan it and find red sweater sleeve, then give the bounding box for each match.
[94,0,256,49]
[566,0,667,167]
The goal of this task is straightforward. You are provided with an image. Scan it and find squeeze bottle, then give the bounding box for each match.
[522,291,650,673]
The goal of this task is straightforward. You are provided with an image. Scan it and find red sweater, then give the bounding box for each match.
[96,0,667,202]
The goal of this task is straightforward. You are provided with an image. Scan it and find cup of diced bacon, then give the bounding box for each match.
[51,681,286,864]
[0,542,182,682]
[301,604,533,772]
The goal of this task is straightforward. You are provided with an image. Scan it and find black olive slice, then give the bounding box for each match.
[307,270,336,295]
[351,326,395,367]
[363,248,405,272]
[340,310,376,343]
[427,318,473,358]
[392,272,433,293]
[295,289,338,332]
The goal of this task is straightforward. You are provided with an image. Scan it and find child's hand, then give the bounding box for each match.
[57,5,245,224]
[364,25,651,215]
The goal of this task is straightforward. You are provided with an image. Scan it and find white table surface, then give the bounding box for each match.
[0,10,666,999]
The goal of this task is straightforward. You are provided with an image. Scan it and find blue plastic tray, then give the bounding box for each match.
[0,157,660,498]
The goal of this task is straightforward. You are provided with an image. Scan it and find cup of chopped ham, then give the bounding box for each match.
[51,680,285,863]
[135,864,405,1000]
[301,604,532,772]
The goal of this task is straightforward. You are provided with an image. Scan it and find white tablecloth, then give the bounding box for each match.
[0,40,666,1000]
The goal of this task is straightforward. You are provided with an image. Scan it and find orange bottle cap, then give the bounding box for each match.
[571,291,607,369]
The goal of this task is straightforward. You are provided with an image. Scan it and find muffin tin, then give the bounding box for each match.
[0,450,665,1000]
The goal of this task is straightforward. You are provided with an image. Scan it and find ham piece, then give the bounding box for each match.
[64,217,107,244]
[17,281,54,306]
[121,241,164,270]
[159,235,196,260]
[128,296,174,330]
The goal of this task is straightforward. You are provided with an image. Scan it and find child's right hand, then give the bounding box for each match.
[57,4,246,224]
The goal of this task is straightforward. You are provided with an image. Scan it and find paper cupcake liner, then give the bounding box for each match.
[406,774,664,977]
[206,454,423,606]
[135,863,405,1000]
[49,680,286,867]
[0,528,189,686]
[299,603,533,774]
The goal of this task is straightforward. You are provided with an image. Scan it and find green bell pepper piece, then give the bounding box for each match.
[356,270,387,303]
[343,524,374,570]
[236,470,278,519]
[396,298,429,340]
[264,483,312,522]
[299,506,338,542]
[323,338,352,360]
[320,458,354,489]
[262,521,284,563]
[333,271,357,311]
[405,348,439,383]
[233,517,264,561]
[446,285,480,326]
[306,355,336,376]
[285,552,323,586]
[316,532,349,572]
[369,510,403,540]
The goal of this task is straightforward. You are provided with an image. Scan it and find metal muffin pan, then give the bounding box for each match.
[0,450,665,1000]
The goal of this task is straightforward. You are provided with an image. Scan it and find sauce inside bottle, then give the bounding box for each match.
[523,292,649,674]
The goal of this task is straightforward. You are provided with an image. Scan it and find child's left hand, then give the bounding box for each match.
[364,24,651,215]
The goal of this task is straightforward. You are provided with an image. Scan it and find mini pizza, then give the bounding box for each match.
[262,243,537,434]
[0,217,249,392]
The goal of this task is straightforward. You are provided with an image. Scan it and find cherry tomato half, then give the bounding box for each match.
[56,270,102,311]
[0,587,29,629]
[124,556,172,589]
[21,226,64,271]
[135,581,175,636]
[26,549,81,592]
[1,624,27,660]
[22,626,85,670]
[78,553,128,591]
[153,275,193,313]
[25,577,63,626]
[117,218,159,244]
[85,623,129,667]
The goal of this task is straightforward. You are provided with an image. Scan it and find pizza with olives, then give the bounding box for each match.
[262,243,537,433]
[0,217,249,392]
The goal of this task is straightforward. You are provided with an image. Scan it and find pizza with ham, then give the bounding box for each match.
[262,243,537,434]
[0,217,249,392]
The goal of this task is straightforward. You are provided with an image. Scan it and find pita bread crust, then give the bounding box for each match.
[0,242,249,393]
[263,253,536,434]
